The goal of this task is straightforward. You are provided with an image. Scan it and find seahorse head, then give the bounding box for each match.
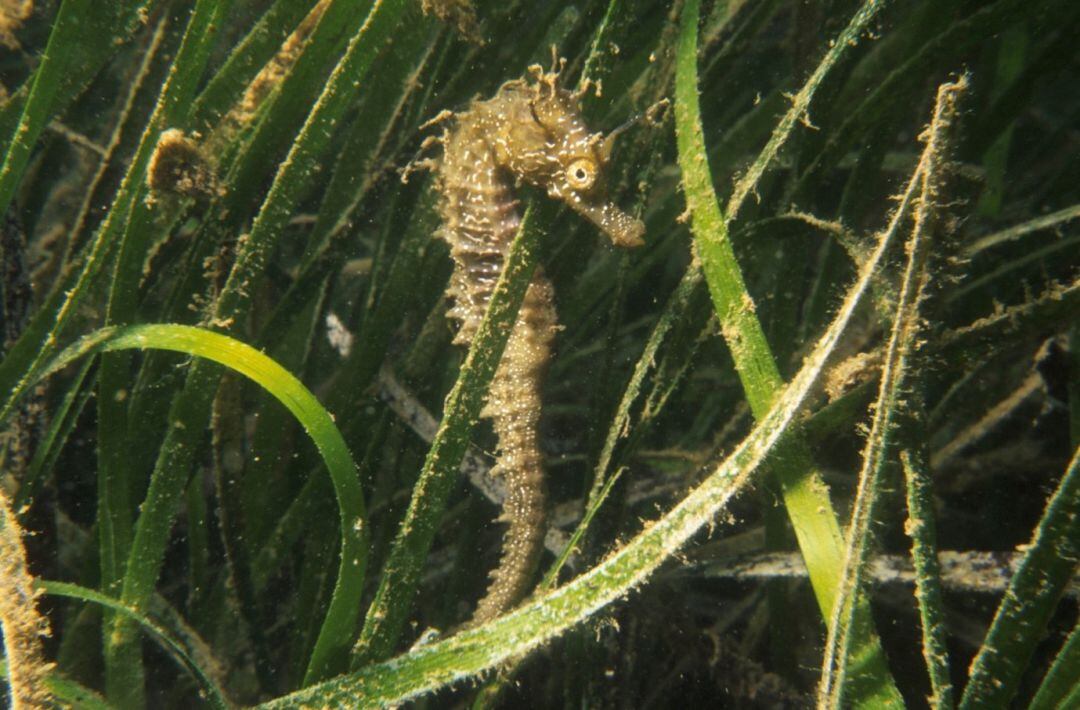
[487,65,645,248]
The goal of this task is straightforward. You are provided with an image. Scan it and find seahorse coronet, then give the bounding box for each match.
[430,61,644,623]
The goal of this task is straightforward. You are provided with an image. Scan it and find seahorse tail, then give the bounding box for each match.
[472,444,546,623]
[472,273,557,622]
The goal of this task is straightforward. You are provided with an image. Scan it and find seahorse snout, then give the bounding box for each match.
[572,198,645,248]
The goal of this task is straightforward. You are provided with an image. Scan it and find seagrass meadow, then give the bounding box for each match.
[1,0,1078,707]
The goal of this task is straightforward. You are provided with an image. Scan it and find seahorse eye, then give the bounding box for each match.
[566,158,597,191]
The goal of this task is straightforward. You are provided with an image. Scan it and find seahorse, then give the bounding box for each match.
[423,62,645,622]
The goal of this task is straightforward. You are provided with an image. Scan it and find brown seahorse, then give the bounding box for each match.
[421,62,645,622]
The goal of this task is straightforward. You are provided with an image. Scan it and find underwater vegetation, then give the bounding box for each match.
[0,0,1077,707]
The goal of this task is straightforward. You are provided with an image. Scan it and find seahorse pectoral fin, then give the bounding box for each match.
[571,198,645,248]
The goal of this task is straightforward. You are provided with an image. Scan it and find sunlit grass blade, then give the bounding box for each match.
[211,0,375,221]
[13,358,94,510]
[901,446,954,709]
[818,75,966,708]
[87,2,236,701]
[304,12,439,262]
[37,325,365,542]
[1030,617,1080,710]
[0,659,114,710]
[189,0,323,130]
[962,203,1080,257]
[0,0,154,217]
[90,0,409,691]
[959,445,1080,708]
[0,0,155,428]
[26,321,367,687]
[675,0,900,703]
[39,580,230,710]
[0,0,153,147]
[546,271,704,587]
